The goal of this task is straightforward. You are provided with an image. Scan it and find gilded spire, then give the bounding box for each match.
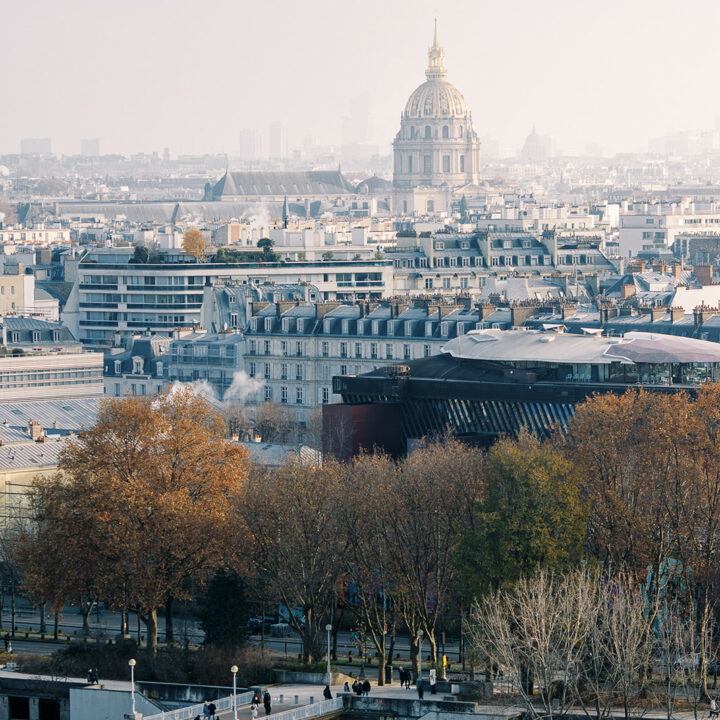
[426,18,446,80]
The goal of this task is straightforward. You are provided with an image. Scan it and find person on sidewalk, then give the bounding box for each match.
[208,701,216,719]
[362,679,370,696]
[323,686,333,700]
[343,681,350,693]
[417,679,425,700]
[263,690,272,716]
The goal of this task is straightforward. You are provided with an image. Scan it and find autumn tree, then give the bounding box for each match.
[238,459,345,664]
[339,452,399,684]
[457,431,586,596]
[182,227,207,260]
[17,388,249,654]
[253,401,295,442]
[372,437,486,673]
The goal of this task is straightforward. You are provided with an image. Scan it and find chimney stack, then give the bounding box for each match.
[670,307,685,323]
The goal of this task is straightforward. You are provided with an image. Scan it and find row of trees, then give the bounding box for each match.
[470,569,714,720]
[13,385,720,692]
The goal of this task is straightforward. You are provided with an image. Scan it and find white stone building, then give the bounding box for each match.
[392,21,481,215]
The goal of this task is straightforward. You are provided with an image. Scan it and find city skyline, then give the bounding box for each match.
[5,0,720,158]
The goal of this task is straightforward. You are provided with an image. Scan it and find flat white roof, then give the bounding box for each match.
[441,329,720,365]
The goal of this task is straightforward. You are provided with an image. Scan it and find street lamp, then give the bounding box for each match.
[231,665,239,720]
[128,659,136,717]
[325,624,332,685]
[417,630,424,683]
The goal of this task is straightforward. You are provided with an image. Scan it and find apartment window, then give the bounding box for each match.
[424,155,432,174]
[231,313,238,328]
[424,344,431,357]
[322,387,329,404]
[10,286,14,295]
[295,364,303,381]
[249,340,256,355]
[425,278,434,290]
[295,341,303,356]
[322,341,329,358]
[264,317,273,332]
[442,155,450,172]
[340,342,348,358]
[9,331,17,342]
[263,340,270,355]
[281,340,288,356]
[114,360,121,374]
[281,387,288,403]
[443,278,451,289]
[53,330,61,342]
[264,385,272,401]
[340,365,348,376]
[264,363,271,379]
[460,277,469,289]
[462,256,470,266]
[249,362,256,378]
[403,344,411,360]
[296,387,303,405]
[281,363,288,380]
[32,331,40,342]
[355,342,362,359]
[370,342,378,359]
[386,344,393,359]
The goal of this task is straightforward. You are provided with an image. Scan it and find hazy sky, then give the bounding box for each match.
[4,0,720,157]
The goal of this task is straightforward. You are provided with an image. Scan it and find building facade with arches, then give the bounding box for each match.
[392,21,481,215]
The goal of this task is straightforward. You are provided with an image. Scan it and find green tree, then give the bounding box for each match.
[197,569,250,647]
[257,237,278,261]
[457,431,586,595]
[321,251,334,261]
[131,245,149,263]
[459,195,469,220]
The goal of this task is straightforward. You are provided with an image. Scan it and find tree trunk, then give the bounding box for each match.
[410,635,419,678]
[165,597,174,643]
[428,632,437,664]
[10,586,15,638]
[39,601,47,635]
[53,611,59,640]
[376,638,386,686]
[81,603,91,636]
[143,609,158,656]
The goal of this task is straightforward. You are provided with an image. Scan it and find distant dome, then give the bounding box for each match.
[0,166,9,177]
[404,79,469,119]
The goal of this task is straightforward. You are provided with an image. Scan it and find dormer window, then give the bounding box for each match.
[435,242,444,250]
[53,330,61,342]
[425,321,434,337]
[32,331,40,342]
[297,318,304,333]
[114,360,122,374]
[133,357,143,374]
[372,320,379,335]
[264,317,273,332]
[251,318,258,331]
[282,318,290,332]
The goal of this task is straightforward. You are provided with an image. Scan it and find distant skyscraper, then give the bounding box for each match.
[80,138,100,156]
[20,138,51,155]
[269,122,287,159]
[342,92,371,147]
[239,129,261,161]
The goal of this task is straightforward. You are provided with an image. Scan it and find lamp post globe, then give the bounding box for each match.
[128,659,137,717]
[325,624,333,685]
[231,665,239,720]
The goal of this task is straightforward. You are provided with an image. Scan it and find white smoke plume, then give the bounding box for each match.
[223,371,265,403]
[166,371,264,408]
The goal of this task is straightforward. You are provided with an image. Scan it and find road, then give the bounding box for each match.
[0,600,463,662]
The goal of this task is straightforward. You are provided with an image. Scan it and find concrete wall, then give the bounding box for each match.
[69,687,162,720]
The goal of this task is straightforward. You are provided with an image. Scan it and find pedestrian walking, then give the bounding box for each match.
[343,681,350,693]
[208,701,216,719]
[203,702,210,720]
[253,691,261,706]
[362,679,370,696]
[417,680,424,700]
[263,690,272,716]
[251,704,258,720]
[92,668,99,685]
[323,685,332,700]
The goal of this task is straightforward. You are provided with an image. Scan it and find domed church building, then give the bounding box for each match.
[392,21,481,215]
